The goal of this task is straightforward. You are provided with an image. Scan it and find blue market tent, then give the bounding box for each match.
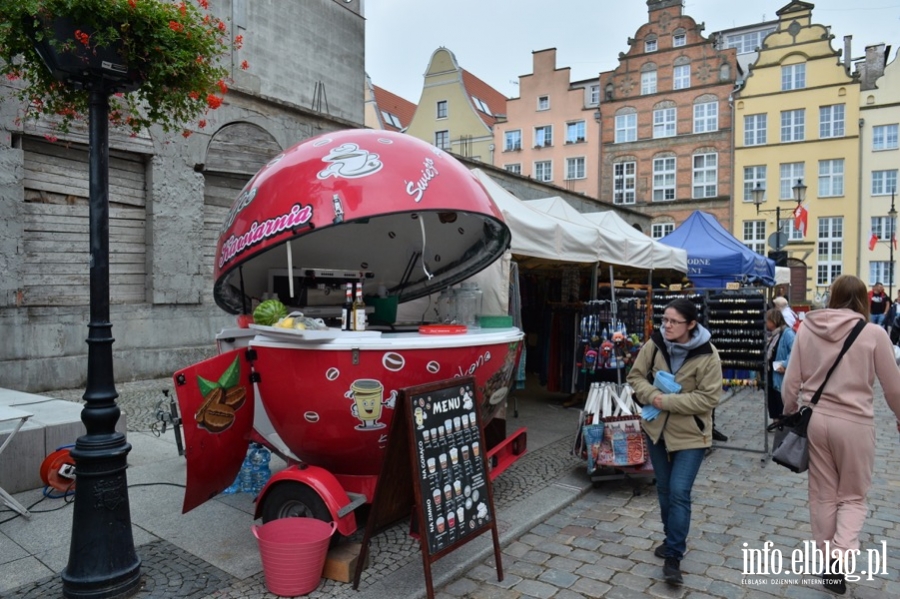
[659,211,776,288]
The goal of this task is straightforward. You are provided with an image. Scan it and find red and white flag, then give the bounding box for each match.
[869,230,879,251]
[792,203,808,237]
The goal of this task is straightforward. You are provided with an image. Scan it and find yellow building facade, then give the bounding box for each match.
[860,51,900,293]
[404,48,506,163]
[733,1,860,301]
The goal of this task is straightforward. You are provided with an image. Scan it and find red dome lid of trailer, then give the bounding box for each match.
[212,129,511,314]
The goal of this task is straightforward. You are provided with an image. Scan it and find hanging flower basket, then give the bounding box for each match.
[24,14,144,92]
[0,0,249,136]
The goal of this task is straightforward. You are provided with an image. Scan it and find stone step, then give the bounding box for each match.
[0,389,126,494]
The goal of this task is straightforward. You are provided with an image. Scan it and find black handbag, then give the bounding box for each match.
[767,319,865,473]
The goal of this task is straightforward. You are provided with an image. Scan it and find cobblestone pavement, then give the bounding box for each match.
[13,378,583,599]
[433,386,900,599]
[22,380,900,598]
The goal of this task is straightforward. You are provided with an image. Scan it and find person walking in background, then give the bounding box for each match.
[773,296,798,330]
[764,308,795,422]
[867,282,889,326]
[781,274,900,595]
[627,298,722,586]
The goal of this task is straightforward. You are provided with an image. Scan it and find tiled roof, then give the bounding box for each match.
[372,86,417,131]
[461,70,507,127]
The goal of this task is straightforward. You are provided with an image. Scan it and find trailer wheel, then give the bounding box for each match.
[260,482,330,522]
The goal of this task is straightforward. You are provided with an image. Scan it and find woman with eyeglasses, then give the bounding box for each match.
[627,298,722,586]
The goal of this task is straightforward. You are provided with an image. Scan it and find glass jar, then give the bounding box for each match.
[437,287,457,323]
[456,282,482,328]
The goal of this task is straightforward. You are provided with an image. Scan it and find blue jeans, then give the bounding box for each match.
[647,435,706,561]
[871,313,885,326]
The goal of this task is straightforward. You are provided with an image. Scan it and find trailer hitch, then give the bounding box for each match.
[152,389,185,456]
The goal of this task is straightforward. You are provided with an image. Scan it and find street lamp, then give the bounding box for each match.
[889,188,897,299]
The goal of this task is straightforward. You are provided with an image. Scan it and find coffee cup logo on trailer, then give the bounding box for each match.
[345,379,397,430]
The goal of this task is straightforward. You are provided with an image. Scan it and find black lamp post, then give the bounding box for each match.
[28,23,143,598]
[889,188,897,299]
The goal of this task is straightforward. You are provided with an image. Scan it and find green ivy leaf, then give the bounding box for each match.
[197,375,219,398]
[217,356,241,389]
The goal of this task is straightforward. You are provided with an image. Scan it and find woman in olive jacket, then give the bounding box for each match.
[627,298,722,586]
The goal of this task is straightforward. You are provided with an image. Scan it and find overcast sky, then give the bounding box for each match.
[364,0,900,104]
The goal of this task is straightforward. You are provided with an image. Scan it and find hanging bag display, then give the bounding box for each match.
[767,320,865,473]
[572,383,600,460]
[582,384,607,473]
[596,384,647,468]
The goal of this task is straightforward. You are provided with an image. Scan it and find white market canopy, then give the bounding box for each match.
[524,197,688,273]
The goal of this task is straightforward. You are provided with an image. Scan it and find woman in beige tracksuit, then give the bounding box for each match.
[782,275,900,594]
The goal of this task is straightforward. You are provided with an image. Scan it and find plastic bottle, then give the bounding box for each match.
[239,445,256,493]
[251,445,272,493]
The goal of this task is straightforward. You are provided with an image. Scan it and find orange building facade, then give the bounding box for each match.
[598,0,739,238]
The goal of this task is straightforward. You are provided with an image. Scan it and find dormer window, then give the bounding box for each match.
[471,96,493,116]
[645,37,658,53]
[537,96,550,111]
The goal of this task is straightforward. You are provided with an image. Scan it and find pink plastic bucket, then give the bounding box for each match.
[252,518,336,596]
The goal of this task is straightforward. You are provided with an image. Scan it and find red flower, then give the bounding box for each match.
[198,119,207,128]
[178,2,187,16]
[5,72,19,81]
[217,79,228,94]
[206,94,222,109]
[197,0,209,8]
[44,133,58,143]
[217,21,226,32]
[128,0,136,8]
[182,130,192,138]
[234,34,243,49]
[188,91,200,100]
[74,30,90,46]
[240,60,249,70]
[168,21,184,33]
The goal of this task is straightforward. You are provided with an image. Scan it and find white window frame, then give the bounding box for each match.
[673,33,686,47]
[566,157,586,180]
[651,223,675,239]
[693,101,718,133]
[436,100,448,119]
[781,63,806,91]
[818,159,844,197]
[871,216,895,241]
[537,96,550,111]
[588,84,600,105]
[652,157,676,202]
[673,64,691,90]
[780,163,805,199]
[504,130,522,151]
[870,262,895,289]
[781,109,805,142]
[653,107,676,138]
[779,217,805,242]
[615,113,637,143]
[505,163,522,175]
[534,160,552,182]
[534,125,553,147]
[566,121,586,143]
[641,70,657,95]
[743,165,767,202]
[743,220,766,255]
[872,170,898,195]
[692,153,717,198]
[873,124,899,151]
[819,104,845,138]
[645,38,658,53]
[435,130,450,150]
[817,217,843,286]
[613,162,636,205]
[744,114,767,146]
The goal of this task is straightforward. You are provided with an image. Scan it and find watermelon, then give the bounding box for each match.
[253,299,287,326]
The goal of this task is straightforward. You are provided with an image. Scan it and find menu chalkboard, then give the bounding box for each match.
[353,376,502,599]
[408,377,493,555]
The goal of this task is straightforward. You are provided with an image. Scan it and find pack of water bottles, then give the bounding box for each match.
[222,443,271,495]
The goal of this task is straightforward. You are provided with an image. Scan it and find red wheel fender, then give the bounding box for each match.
[255,464,357,536]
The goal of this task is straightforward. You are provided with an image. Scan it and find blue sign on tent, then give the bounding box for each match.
[658,211,775,288]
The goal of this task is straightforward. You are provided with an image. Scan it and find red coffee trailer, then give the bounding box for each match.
[173,129,525,537]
